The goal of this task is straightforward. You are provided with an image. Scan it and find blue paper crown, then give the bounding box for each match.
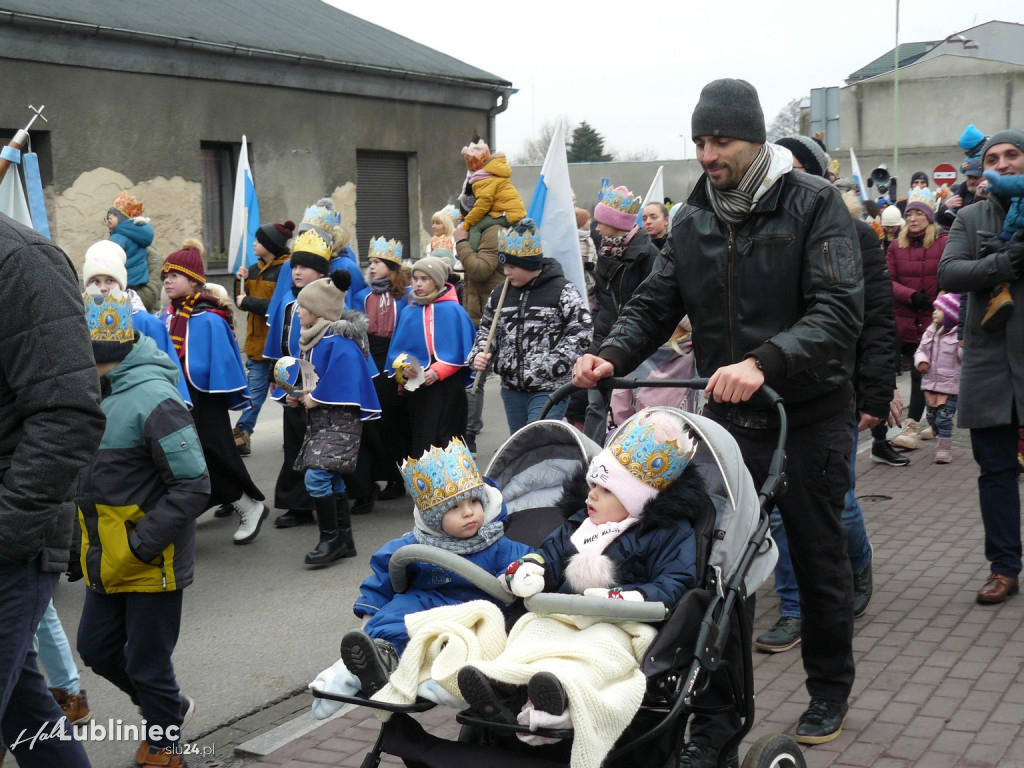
[301,204,342,235]
[498,220,543,261]
[84,290,133,345]
[597,185,642,217]
[440,204,461,224]
[906,187,936,210]
[400,438,484,513]
[368,236,403,264]
[606,409,697,491]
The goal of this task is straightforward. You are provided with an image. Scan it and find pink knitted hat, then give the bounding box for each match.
[594,185,642,232]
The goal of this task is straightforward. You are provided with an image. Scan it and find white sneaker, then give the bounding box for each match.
[891,419,919,451]
[233,494,268,544]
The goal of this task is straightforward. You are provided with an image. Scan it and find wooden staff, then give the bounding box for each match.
[0,105,46,185]
[471,277,510,394]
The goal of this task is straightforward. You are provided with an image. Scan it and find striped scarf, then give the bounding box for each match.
[706,143,772,225]
[167,293,201,358]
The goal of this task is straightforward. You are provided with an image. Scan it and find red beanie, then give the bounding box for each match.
[161,238,206,284]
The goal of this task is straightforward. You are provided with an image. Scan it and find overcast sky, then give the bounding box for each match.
[325,1,1022,161]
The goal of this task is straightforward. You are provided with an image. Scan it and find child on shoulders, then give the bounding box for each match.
[459,140,526,251]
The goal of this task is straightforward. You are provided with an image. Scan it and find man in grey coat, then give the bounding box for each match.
[938,129,1024,605]
[0,213,105,766]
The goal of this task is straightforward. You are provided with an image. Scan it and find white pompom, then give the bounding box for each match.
[565,552,617,593]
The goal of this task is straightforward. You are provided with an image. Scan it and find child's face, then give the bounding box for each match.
[163,272,199,300]
[586,484,629,525]
[368,258,391,282]
[87,275,120,296]
[292,264,321,288]
[253,240,272,262]
[411,271,438,297]
[431,219,445,237]
[296,305,317,328]
[502,263,539,288]
[106,212,119,232]
[441,498,485,539]
[933,307,945,326]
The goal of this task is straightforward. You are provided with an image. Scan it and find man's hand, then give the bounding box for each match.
[858,411,882,431]
[944,194,963,211]
[888,388,904,427]
[572,354,614,388]
[706,358,764,404]
[472,352,491,372]
[453,226,468,244]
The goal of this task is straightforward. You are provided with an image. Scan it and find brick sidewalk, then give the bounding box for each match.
[238,434,1024,768]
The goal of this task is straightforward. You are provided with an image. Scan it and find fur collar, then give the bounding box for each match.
[328,310,371,359]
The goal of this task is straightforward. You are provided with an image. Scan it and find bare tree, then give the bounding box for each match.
[766,97,805,142]
[615,147,660,162]
[512,118,571,164]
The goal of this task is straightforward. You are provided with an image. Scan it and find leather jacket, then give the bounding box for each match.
[600,171,864,427]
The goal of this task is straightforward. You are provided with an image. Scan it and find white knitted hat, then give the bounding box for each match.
[83,240,128,290]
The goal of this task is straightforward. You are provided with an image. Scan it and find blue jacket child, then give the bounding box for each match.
[106,191,155,290]
[338,437,531,695]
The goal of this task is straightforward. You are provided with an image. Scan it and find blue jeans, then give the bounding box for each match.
[34,600,79,694]
[772,425,871,618]
[305,468,346,499]
[971,421,1021,577]
[500,389,569,435]
[234,358,273,435]
[0,561,89,766]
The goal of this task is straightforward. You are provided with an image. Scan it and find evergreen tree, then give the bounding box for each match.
[567,122,612,163]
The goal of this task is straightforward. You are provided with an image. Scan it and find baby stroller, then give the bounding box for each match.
[311,378,804,768]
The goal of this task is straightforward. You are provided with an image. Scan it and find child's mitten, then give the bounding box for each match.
[501,553,546,597]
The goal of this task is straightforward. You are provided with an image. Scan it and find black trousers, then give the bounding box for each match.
[406,374,468,457]
[188,386,263,506]
[275,402,313,511]
[693,403,856,746]
[78,589,185,750]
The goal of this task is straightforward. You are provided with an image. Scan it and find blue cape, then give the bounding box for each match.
[133,310,192,408]
[266,248,366,325]
[263,289,302,361]
[166,310,250,410]
[270,333,381,419]
[385,288,476,384]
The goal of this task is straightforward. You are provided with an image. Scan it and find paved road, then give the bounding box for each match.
[51,379,515,768]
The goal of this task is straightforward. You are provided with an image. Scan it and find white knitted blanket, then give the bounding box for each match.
[473,612,657,768]
[371,600,508,717]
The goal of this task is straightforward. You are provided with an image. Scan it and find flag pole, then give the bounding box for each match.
[471,277,510,394]
[0,105,46,185]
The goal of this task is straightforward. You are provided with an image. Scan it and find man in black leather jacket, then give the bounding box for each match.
[574,79,863,765]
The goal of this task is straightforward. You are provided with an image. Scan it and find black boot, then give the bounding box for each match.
[335,494,357,555]
[305,496,355,566]
[350,484,378,516]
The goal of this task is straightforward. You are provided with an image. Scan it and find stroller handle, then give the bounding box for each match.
[388,544,515,606]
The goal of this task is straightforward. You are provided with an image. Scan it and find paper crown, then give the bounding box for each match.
[498,220,543,261]
[84,287,134,346]
[368,236,403,265]
[828,157,841,176]
[112,191,144,219]
[440,204,461,224]
[597,185,642,218]
[300,203,342,235]
[400,438,484,514]
[906,187,936,210]
[291,229,333,262]
[605,409,698,492]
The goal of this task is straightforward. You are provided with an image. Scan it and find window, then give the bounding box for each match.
[356,150,411,264]
[200,141,244,274]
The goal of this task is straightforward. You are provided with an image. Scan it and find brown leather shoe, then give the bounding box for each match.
[976,573,1019,604]
[49,687,91,725]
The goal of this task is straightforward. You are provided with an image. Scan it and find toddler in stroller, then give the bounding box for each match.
[313,393,787,768]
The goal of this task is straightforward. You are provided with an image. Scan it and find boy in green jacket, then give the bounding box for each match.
[76,288,210,767]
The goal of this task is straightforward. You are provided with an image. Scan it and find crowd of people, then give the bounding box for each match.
[2,79,1023,768]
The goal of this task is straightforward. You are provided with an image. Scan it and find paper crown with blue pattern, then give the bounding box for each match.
[497,218,543,269]
[300,200,342,240]
[606,408,697,491]
[368,236,403,265]
[84,286,134,364]
[401,438,486,516]
[594,184,642,231]
[905,187,936,210]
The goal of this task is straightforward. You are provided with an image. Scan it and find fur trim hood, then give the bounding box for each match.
[329,310,371,359]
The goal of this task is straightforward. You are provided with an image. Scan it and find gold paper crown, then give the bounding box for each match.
[400,438,484,514]
[291,229,332,263]
[597,185,642,217]
[112,191,144,219]
[84,289,134,345]
[368,236,403,265]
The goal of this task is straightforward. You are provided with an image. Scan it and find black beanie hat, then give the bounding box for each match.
[256,220,295,257]
[691,79,766,144]
[911,171,928,185]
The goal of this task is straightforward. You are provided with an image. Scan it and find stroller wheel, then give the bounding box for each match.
[741,734,806,768]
